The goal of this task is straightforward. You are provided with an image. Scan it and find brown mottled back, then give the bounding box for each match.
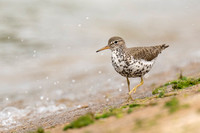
[125,44,169,61]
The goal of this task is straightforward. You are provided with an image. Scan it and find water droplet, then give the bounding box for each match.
[39,86,42,89]
[98,71,102,74]
[56,90,62,95]
[78,24,81,27]
[106,98,109,102]
[40,96,44,100]
[72,79,76,83]
[46,76,49,80]
[86,16,89,20]
[119,88,122,92]
[58,104,67,110]
[5,98,9,101]
[107,79,111,82]
[121,83,124,86]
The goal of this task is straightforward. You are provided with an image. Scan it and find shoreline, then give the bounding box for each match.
[6,62,200,133]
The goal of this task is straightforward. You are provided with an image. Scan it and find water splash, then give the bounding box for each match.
[0,104,67,131]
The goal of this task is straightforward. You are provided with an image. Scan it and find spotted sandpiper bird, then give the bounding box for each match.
[96,36,169,100]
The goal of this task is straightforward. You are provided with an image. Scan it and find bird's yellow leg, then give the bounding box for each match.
[126,77,130,92]
[126,77,133,101]
[129,77,144,95]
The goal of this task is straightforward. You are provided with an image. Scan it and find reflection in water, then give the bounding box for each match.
[0,0,200,131]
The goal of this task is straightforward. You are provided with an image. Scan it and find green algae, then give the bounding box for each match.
[29,127,46,133]
[95,108,123,119]
[95,111,113,119]
[165,97,180,113]
[152,87,166,97]
[158,91,165,98]
[172,77,200,89]
[63,108,125,131]
[121,103,142,109]
[94,103,142,120]
[36,127,45,133]
[63,103,145,131]
[63,113,94,131]
[152,76,200,97]
[152,87,166,95]
[127,108,133,114]
[129,103,141,108]
[164,97,190,113]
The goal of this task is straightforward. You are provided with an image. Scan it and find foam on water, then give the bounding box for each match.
[0,104,67,131]
[0,107,26,127]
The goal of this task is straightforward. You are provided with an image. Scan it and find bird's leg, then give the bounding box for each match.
[126,77,133,101]
[129,77,144,95]
[126,77,130,92]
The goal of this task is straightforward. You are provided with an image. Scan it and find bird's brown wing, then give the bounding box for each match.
[125,44,169,61]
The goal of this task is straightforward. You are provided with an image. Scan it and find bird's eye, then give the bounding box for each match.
[114,41,118,44]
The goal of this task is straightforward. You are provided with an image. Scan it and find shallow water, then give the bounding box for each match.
[0,0,200,131]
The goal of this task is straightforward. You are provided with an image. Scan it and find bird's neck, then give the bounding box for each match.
[111,46,126,54]
[112,44,126,52]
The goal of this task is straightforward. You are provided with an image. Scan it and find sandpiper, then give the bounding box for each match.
[96,36,169,100]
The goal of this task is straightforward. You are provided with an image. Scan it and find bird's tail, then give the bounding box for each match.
[160,44,169,51]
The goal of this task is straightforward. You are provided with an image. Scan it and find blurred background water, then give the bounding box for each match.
[0,0,200,131]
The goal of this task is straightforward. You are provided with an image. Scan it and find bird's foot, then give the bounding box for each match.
[133,88,137,93]
[127,95,134,102]
[128,88,136,95]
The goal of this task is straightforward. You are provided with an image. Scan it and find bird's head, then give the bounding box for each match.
[96,36,126,52]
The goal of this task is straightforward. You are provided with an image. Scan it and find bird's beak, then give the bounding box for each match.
[96,45,110,53]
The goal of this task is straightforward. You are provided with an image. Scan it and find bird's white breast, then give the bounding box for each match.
[111,50,126,72]
[111,50,156,77]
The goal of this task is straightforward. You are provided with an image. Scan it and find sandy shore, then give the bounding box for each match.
[8,62,200,133]
[47,84,200,133]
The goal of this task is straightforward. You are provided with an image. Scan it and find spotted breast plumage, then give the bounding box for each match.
[96,36,169,101]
